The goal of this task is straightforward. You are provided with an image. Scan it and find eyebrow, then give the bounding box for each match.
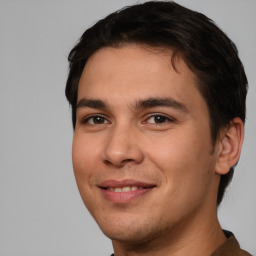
[76,97,188,113]
[76,98,107,109]
[135,97,189,112]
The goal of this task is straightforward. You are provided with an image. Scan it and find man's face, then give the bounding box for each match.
[72,45,220,243]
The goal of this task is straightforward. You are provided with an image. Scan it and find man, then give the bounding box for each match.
[65,1,251,255]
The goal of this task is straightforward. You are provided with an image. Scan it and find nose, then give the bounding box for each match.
[103,125,144,167]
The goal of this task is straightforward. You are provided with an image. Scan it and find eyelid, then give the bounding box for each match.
[78,112,176,125]
[142,113,176,124]
[80,114,111,125]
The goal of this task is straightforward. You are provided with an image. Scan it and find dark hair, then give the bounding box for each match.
[65,1,248,205]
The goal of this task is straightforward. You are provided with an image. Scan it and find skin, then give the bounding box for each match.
[72,45,244,256]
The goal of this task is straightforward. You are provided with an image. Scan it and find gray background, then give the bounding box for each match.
[0,0,255,255]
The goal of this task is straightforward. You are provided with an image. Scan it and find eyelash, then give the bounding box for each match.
[81,115,109,125]
[143,113,175,124]
[81,113,175,125]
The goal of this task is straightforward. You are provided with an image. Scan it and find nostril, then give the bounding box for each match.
[103,158,134,167]
[104,159,113,166]
[103,142,144,166]
[122,159,133,163]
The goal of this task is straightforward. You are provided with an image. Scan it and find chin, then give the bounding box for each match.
[104,229,159,244]
[97,216,165,244]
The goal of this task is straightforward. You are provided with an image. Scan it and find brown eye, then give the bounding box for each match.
[147,115,172,124]
[86,116,108,125]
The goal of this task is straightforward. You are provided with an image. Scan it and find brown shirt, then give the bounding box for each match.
[110,230,252,256]
[211,230,252,256]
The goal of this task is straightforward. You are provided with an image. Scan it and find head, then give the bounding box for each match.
[66,1,247,206]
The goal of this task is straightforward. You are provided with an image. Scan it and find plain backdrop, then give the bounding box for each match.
[0,0,255,255]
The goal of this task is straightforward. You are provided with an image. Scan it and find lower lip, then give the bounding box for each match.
[101,188,153,203]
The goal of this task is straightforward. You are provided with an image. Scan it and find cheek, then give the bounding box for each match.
[148,138,214,222]
[72,133,100,190]
[148,129,207,167]
[146,127,213,193]
[72,134,104,215]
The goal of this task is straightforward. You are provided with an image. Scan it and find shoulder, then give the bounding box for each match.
[212,230,252,256]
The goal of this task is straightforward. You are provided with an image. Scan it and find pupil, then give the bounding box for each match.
[94,116,104,124]
[155,116,166,123]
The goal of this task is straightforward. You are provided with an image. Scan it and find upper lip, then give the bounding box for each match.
[98,179,156,189]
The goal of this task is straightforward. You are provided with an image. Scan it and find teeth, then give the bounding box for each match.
[122,186,131,192]
[107,186,140,192]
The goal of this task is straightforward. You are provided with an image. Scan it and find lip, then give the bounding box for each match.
[99,179,156,188]
[98,179,156,203]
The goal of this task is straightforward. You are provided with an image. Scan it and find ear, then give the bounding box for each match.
[215,118,244,175]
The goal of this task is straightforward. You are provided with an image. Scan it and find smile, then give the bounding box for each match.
[106,186,143,192]
[99,179,156,203]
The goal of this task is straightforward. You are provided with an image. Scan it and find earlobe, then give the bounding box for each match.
[215,118,244,175]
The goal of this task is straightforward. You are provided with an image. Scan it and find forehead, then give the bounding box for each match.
[77,45,202,108]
